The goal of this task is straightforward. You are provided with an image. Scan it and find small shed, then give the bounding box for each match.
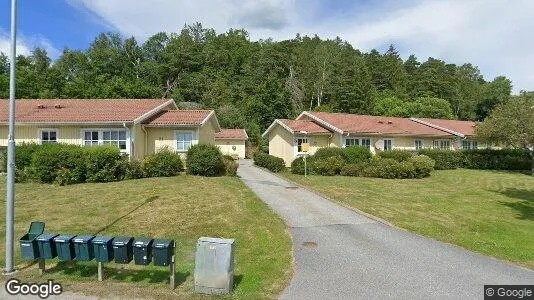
[215,129,248,159]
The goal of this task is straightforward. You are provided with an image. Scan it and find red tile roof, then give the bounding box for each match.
[215,129,248,140]
[279,119,332,134]
[144,110,213,126]
[0,99,172,123]
[305,112,453,136]
[416,118,477,136]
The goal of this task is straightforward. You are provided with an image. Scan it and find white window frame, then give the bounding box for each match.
[38,128,58,144]
[175,130,196,152]
[462,140,478,150]
[80,128,131,154]
[295,137,309,154]
[383,139,393,151]
[433,139,451,150]
[414,139,423,150]
[344,137,371,149]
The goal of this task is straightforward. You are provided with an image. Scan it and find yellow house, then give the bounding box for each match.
[263,111,479,166]
[0,99,220,160]
[215,129,248,159]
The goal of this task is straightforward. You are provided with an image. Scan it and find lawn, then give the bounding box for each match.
[282,169,534,269]
[0,175,292,299]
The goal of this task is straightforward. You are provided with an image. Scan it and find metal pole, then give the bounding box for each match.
[5,0,17,275]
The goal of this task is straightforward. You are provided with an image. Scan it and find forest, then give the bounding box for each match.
[0,23,524,143]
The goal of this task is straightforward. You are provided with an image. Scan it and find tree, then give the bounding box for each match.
[476,76,512,120]
[475,95,534,175]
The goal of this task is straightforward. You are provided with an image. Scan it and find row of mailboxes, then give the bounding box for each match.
[20,224,174,266]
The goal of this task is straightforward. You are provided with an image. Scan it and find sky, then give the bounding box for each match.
[0,0,533,93]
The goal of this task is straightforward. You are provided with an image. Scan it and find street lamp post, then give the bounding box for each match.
[4,0,17,275]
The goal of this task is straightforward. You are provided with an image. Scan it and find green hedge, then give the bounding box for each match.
[409,155,435,178]
[377,150,414,162]
[290,156,315,175]
[143,148,184,177]
[418,149,461,170]
[342,146,372,164]
[223,155,238,176]
[313,147,345,160]
[186,144,225,177]
[253,152,286,173]
[362,158,417,179]
[313,156,344,176]
[340,163,367,177]
[460,149,531,170]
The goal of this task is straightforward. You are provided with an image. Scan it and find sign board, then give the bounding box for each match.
[301,143,310,153]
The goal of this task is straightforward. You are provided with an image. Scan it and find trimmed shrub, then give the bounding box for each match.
[143,148,184,177]
[186,144,225,177]
[0,146,6,173]
[84,146,126,183]
[377,150,413,162]
[253,152,286,173]
[409,155,435,178]
[290,156,314,175]
[340,163,368,177]
[460,149,531,170]
[15,143,41,170]
[30,144,87,184]
[313,156,345,176]
[362,158,416,179]
[313,147,345,160]
[418,149,461,170]
[222,155,238,176]
[123,160,145,180]
[342,146,372,164]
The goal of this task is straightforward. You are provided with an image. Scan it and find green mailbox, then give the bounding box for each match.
[36,233,58,259]
[73,235,94,261]
[19,221,45,260]
[92,236,114,263]
[133,238,153,265]
[54,235,76,261]
[152,239,174,266]
[112,236,134,264]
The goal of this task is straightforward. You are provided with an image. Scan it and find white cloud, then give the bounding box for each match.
[0,29,61,59]
[70,0,534,93]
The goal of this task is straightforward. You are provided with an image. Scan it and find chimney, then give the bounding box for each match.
[37,104,46,109]
[54,104,63,109]
[378,120,384,124]
[387,121,393,124]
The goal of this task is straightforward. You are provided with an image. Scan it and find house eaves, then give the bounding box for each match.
[409,117,465,138]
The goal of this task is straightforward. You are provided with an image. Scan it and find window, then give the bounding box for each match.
[433,140,451,150]
[383,139,392,151]
[345,138,371,149]
[462,140,478,150]
[176,132,194,152]
[296,137,308,153]
[82,129,128,152]
[39,129,57,144]
[102,130,127,150]
[414,140,423,150]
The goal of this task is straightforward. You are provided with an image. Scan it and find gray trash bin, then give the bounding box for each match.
[194,237,235,295]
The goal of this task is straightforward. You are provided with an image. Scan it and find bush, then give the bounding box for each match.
[290,156,314,175]
[340,163,368,177]
[222,155,238,176]
[123,160,145,180]
[312,156,344,176]
[84,146,126,183]
[460,149,531,170]
[15,143,41,170]
[418,149,461,170]
[377,150,413,162]
[342,146,372,164]
[362,158,416,179]
[409,155,435,178]
[186,144,225,177]
[30,144,87,184]
[253,152,286,173]
[143,148,184,177]
[313,147,345,160]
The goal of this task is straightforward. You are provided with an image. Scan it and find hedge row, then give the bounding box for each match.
[418,149,531,170]
[253,152,286,173]
[12,143,237,185]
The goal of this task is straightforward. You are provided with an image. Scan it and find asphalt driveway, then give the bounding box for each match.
[237,159,534,299]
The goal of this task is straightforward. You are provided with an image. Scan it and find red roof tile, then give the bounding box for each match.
[215,129,248,140]
[416,118,477,136]
[279,119,332,134]
[306,112,453,136]
[0,99,172,123]
[144,110,213,126]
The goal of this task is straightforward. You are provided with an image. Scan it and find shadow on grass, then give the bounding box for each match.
[485,169,533,176]
[46,261,190,285]
[93,195,159,235]
[496,188,534,220]
[233,274,243,289]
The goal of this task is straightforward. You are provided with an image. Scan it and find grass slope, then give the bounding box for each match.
[0,176,292,299]
[283,169,534,269]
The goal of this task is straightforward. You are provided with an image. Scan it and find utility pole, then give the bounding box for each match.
[4,0,17,275]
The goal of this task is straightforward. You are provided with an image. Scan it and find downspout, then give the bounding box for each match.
[141,125,148,157]
[123,123,131,160]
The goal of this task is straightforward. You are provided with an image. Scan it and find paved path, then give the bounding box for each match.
[237,160,534,300]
